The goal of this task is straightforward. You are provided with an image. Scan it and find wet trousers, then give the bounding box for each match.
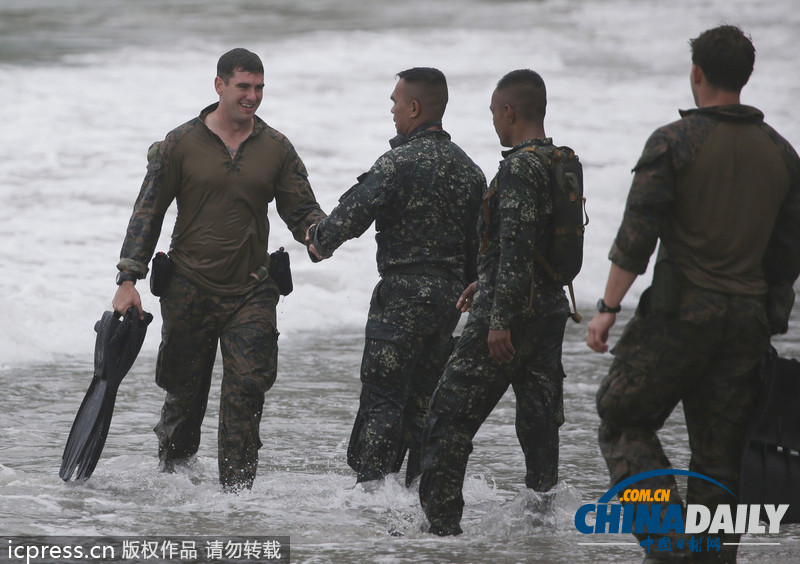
[153,274,279,490]
[596,288,769,562]
[419,312,567,535]
[347,274,463,485]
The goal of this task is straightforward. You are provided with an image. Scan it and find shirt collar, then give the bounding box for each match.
[679,104,764,124]
[389,122,448,149]
[501,137,553,159]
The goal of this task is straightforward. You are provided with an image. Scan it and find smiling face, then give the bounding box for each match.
[214,69,264,126]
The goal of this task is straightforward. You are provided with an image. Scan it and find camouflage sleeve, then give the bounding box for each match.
[463,173,485,284]
[312,155,396,257]
[464,218,479,285]
[117,138,179,278]
[490,166,540,330]
[609,129,676,275]
[273,143,327,246]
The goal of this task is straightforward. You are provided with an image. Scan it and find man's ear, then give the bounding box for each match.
[504,104,516,124]
[410,99,420,118]
[690,64,704,87]
[214,76,225,96]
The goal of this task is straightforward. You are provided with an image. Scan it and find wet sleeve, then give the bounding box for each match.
[609,130,675,275]
[312,155,396,257]
[463,174,485,284]
[274,144,327,245]
[490,168,539,330]
[117,139,179,278]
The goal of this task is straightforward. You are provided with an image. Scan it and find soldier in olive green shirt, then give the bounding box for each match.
[113,48,326,491]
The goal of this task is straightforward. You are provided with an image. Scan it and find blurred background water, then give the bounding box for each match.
[1,1,799,562]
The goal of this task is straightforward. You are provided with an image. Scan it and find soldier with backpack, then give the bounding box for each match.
[418,69,584,536]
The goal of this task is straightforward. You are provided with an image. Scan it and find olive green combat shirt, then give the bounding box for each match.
[611,105,800,295]
[118,103,326,296]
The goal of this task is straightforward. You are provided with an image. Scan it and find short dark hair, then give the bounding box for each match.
[496,69,547,121]
[217,48,264,83]
[396,67,449,120]
[690,25,755,92]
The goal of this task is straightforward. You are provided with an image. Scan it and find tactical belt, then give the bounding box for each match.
[381,264,457,280]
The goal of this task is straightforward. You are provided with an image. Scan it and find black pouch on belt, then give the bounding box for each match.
[269,247,293,296]
[150,251,174,297]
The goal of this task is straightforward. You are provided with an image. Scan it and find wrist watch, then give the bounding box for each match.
[116,271,137,285]
[597,298,621,313]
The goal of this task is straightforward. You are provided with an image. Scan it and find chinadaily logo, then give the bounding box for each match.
[574,470,789,556]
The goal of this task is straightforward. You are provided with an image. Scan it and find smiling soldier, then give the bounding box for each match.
[112,48,327,492]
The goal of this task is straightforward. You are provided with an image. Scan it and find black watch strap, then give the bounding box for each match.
[597,298,621,313]
[116,271,137,285]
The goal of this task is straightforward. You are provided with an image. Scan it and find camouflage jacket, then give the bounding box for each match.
[470,138,569,330]
[117,103,326,296]
[311,129,485,285]
[610,105,800,295]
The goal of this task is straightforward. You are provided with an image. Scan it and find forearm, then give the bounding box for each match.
[118,198,170,277]
[313,178,386,257]
[312,205,370,258]
[118,139,176,277]
[464,229,479,284]
[602,262,638,308]
[281,201,327,246]
[586,262,638,354]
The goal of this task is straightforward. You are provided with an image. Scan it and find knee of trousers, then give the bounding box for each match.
[595,359,654,428]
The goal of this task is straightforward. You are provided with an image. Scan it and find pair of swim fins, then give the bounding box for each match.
[59,307,153,481]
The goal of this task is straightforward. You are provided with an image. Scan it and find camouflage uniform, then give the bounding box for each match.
[310,128,485,485]
[118,103,326,490]
[419,138,570,535]
[154,273,280,488]
[596,106,800,561]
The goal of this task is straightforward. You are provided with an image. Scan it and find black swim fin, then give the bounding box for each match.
[60,307,153,481]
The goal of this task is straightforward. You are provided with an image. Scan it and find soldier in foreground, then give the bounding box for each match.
[587,26,800,561]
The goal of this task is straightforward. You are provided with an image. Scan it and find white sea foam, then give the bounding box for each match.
[2,2,798,366]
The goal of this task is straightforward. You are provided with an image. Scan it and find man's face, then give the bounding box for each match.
[215,69,264,125]
[490,89,511,147]
[390,79,415,136]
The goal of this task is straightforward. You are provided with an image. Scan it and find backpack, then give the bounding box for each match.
[522,144,588,322]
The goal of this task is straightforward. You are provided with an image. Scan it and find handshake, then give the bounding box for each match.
[305,224,330,262]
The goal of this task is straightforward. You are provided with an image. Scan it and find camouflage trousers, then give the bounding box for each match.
[153,273,280,491]
[347,273,463,486]
[597,286,769,562]
[419,312,567,535]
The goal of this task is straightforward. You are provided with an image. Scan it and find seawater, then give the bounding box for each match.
[1,1,799,562]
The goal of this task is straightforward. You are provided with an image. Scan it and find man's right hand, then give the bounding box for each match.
[112,282,144,319]
[456,281,477,312]
[305,224,328,261]
[586,312,615,353]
